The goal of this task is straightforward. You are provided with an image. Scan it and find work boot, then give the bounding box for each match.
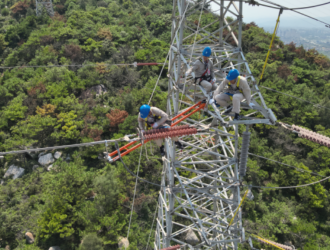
[175,141,184,150]
[160,145,165,157]
[223,106,232,115]
[234,113,240,121]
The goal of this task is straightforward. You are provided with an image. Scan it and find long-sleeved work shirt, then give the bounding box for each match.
[138,107,169,130]
[186,58,215,79]
[213,76,251,105]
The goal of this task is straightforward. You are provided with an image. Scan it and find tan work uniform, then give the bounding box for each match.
[138,107,178,147]
[186,58,217,93]
[213,76,251,114]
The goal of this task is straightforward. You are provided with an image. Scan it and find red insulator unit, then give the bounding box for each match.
[142,126,198,141]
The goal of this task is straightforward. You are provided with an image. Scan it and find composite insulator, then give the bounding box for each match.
[239,131,251,177]
[256,237,294,250]
[292,125,330,148]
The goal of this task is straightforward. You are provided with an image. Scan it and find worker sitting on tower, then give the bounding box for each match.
[185,46,217,94]
[209,69,254,121]
[138,105,183,156]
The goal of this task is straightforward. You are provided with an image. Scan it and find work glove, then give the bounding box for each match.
[209,99,215,105]
[152,122,159,128]
[249,103,255,108]
[211,78,216,84]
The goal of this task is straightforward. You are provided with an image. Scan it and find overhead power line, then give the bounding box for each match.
[249,174,330,189]
[255,0,330,27]
[246,152,325,177]
[0,137,138,156]
[284,1,330,10]
[260,86,330,111]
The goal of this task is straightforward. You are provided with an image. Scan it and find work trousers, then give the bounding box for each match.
[154,137,179,147]
[214,92,244,114]
[200,80,217,93]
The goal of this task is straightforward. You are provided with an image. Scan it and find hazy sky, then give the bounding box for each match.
[211,0,330,29]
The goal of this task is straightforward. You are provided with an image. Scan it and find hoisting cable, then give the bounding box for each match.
[148,3,190,105]
[227,189,249,229]
[145,205,158,250]
[115,142,163,188]
[259,7,283,84]
[126,146,143,242]
[260,86,330,111]
[178,0,207,111]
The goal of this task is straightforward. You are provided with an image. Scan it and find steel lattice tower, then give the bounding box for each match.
[36,0,54,16]
[155,0,276,249]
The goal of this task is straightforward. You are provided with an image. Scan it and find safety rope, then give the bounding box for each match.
[148,3,189,105]
[259,8,283,82]
[227,189,249,229]
[145,206,158,250]
[178,0,207,111]
[126,146,143,243]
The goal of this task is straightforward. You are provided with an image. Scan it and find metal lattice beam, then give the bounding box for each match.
[155,0,276,249]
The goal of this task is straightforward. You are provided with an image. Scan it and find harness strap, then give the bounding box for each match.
[145,115,162,130]
[195,58,210,84]
[226,76,242,100]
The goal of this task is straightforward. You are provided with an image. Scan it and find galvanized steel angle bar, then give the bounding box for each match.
[172,168,211,245]
[176,165,232,183]
[179,140,232,161]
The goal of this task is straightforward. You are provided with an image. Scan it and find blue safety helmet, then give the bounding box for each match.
[226,69,240,81]
[139,104,151,118]
[202,47,212,57]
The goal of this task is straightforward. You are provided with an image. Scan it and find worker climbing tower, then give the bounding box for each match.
[155,0,276,249]
[36,0,54,16]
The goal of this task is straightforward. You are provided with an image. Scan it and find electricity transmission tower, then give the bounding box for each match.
[36,0,54,16]
[154,0,276,249]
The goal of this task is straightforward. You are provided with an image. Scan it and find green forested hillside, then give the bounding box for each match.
[0,0,330,249]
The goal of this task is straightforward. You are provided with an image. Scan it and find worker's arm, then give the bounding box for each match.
[185,61,200,77]
[240,78,251,105]
[210,61,215,79]
[213,79,226,98]
[137,114,145,130]
[151,107,168,126]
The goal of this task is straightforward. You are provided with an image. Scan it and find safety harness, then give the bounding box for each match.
[194,58,212,84]
[225,76,242,100]
[144,109,172,130]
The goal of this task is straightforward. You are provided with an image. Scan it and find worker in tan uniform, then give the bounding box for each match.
[185,47,217,94]
[209,69,254,121]
[138,104,183,156]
